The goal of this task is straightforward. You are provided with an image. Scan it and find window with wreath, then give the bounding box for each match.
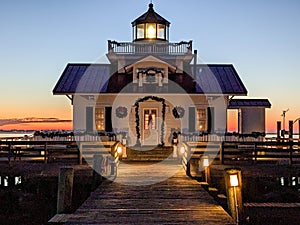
[197,108,206,131]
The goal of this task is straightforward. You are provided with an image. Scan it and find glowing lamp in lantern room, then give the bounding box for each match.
[132,3,170,41]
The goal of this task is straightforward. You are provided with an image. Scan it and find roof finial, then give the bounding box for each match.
[149,0,153,8]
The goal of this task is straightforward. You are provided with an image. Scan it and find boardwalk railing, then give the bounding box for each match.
[221,141,300,165]
[0,140,124,166]
[108,40,193,55]
[180,133,266,143]
[0,141,79,163]
[181,141,300,171]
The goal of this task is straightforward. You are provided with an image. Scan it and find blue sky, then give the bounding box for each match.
[0,0,300,131]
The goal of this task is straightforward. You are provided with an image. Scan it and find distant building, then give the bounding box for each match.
[53,3,270,146]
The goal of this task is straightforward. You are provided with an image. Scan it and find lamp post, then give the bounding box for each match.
[201,156,210,184]
[224,168,243,224]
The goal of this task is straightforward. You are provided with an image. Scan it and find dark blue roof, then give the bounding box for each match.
[193,64,247,95]
[53,64,111,94]
[53,63,247,95]
[229,99,271,108]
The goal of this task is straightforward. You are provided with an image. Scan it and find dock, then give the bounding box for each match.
[50,161,234,225]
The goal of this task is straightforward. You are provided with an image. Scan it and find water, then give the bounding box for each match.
[265,133,299,140]
[0,131,34,140]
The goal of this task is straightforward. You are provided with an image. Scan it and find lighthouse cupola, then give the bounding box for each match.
[132,3,170,42]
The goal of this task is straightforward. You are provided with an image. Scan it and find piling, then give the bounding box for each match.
[289,120,293,140]
[277,121,281,140]
[57,167,74,214]
[299,120,300,141]
[224,168,244,224]
[93,154,103,189]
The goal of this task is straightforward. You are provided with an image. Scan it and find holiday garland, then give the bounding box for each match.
[134,96,166,146]
[116,106,128,118]
[172,106,185,118]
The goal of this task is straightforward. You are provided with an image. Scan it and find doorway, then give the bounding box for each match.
[142,108,159,145]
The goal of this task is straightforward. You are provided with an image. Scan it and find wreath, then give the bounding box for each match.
[116,106,128,118]
[172,106,185,118]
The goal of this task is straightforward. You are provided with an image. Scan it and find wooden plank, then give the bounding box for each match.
[62,162,234,225]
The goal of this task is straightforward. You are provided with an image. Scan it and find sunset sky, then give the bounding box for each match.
[0,0,299,132]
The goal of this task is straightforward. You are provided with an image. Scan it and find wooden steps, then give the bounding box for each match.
[124,146,174,162]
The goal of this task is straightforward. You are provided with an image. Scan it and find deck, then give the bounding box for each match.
[53,161,234,225]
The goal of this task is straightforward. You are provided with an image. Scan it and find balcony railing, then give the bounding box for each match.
[108,40,193,55]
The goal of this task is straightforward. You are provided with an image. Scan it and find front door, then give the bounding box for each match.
[142,109,159,146]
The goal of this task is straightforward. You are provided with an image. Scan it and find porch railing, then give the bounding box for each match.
[108,40,193,55]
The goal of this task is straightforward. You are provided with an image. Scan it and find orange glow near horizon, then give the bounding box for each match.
[0,122,72,131]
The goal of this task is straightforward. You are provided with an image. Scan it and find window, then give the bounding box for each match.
[197,109,206,131]
[146,23,156,39]
[95,108,105,130]
[137,24,145,39]
[144,109,156,130]
[157,24,165,39]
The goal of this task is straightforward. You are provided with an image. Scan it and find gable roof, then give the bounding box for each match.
[228,99,271,108]
[53,63,247,95]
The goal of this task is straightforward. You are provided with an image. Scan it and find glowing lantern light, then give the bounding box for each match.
[147,25,156,38]
[180,146,185,154]
[117,146,122,154]
[229,174,239,187]
[203,158,209,167]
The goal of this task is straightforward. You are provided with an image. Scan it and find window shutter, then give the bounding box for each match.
[189,107,196,132]
[105,107,113,132]
[207,107,215,133]
[86,107,94,132]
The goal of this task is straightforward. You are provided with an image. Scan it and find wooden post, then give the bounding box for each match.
[8,144,12,164]
[93,154,103,189]
[299,120,300,141]
[186,146,191,177]
[289,120,293,140]
[44,143,48,163]
[220,142,225,164]
[57,167,74,214]
[277,121,281,140]
[224,168,244,224]
[289,120,293,165]
[253,143,257,164]
[78,142,83,165]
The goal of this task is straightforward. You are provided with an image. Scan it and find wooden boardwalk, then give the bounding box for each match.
[61,161,234,225]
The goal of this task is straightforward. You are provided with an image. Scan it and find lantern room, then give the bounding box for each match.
[132,3,170,42]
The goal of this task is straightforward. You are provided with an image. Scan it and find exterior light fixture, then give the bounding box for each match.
[117,146,122,154]
[229,174,239,187]
[180,146,185,154]
[203,158,209,167]
[224,169,243,223]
